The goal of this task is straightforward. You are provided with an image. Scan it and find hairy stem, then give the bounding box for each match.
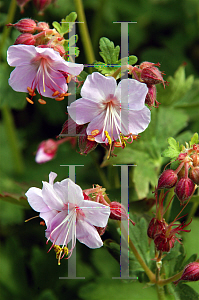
[74,0,95,64]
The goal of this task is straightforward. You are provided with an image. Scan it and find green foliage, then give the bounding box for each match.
[94,37,137,78]
[52,12,77,36]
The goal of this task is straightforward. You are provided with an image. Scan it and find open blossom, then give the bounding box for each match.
[67,72,151,148]
[7,45,83,103]
[25,172,110,260]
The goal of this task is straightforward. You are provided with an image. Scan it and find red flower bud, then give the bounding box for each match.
[147,218,166,239]
[173,262,199,286]
[154,233,175,252]
[145,84,159,107]
[33,0,53,15]
[189,166,199,184]
[7,19,37,33]
[14,33,36,45]
[35,139,58,163]
[157,169,178,190]
[139,62,166,87]
[37,22,50,31]
[109,202,128,221]
[16,0,31,13]
[174,177,195,204]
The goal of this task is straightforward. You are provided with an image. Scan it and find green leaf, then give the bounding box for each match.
[118,55,138,65]
[52,12,77,36]
[162,137,181,159]
[190,132,199,146]
[174,284,199,300]
[99,37,120,64]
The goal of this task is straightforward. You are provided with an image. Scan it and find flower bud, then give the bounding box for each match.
[37,22,50,31]
[16,0,31,13]
[154,233,175,252]
[173,262,199,286]
[145,84,159,107]
[109,202,128,221]
[7,19,37,33]
[140,62,165,87]
[33,0,53,15]
[174,177,195,204]
[157,169,178,190]
[14,33,36,45]
[189,166,199,185]
[147,218,166,239]
[35,139,58,163]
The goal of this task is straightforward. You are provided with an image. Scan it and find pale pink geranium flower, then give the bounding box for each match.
[25,172,110,261]
[7,45,83,102]
[67,72,151,149]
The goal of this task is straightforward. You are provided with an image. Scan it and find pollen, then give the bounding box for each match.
[27,87,36,96]
[104,131,112,145]
[53,245,68,265]
[114,141,123,148]
[26,97,34,104]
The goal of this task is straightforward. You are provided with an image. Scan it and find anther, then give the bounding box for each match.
[38,99,46,105]
[55,96,65,101]
[66,75,72,83]
[114,142,122,148]
[104,131,112,145]
[87,135,96,141]
[52,90,60,97]
[91,129,100,136]
[26,97,34,104]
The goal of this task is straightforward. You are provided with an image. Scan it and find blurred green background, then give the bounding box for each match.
[0,0,199,299]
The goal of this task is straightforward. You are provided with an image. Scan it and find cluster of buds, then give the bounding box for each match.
[16,0,55,14]
[157,144,198,205]
[129,62,167,107]
[147,191,191,254]
[7,18,66,57]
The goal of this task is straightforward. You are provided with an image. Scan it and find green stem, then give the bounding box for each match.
[74,0,95,64]
[156,285,165,300]
[0,0,17,59]
[164,188,174,222]
[2,106,24,174]
[121,223,156,283]
[187,188,199,222]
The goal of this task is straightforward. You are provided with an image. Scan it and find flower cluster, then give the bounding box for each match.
[157,143,198,204]
[16,0,55,14]
[25,172,110,264]
[147,191,191,254]
[129,61,167,107]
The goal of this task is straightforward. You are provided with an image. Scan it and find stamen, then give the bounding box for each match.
[61,92,71,97]
[25,215,39,222]
[114,142,123,148]
[42,71,46,93]
[66,75,72,83]
[120,133,126,148]
[38,99,46,105]
[52,90,60,97]
[27,87,36,97]
[53,245,69,265]
[87,135,96,141]
[55,96,65,101]
[91,129,100,137]
[26,97,34,104]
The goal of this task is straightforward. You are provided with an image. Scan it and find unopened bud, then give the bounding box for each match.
[147,218,166,239]
[16,0,31,13]
[173,262,199,286]
[14,33,36,45]
[174,177,195,204]
[37,22,50,31]
[145,84,159,107]
[157,169,178,190]
[189,166,199,185]
[7,19,37,33]
[154,233,175,252]
[35,139,58,163]
[33,0,53,15]
[140,62,165,87]
[109,202,128,221]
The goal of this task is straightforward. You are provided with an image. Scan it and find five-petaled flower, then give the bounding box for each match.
[7,45,83,103]
[25,172,110,262]
[67,72,151,153]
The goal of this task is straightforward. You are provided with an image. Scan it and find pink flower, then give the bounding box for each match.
[67,72,151,147]
[7,45,83,101]
[25,172,110,259]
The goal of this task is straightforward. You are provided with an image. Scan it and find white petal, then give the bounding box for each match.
[81,72,117,101]
[7,45,36,66]
[53,178,84,205]
[49,172,57,185]
[42,181,64,210]
[25,187,50,212]
[40,210,57,228]
[76,220,103,248]
[80,200,110,227]
[128,106,151,135]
